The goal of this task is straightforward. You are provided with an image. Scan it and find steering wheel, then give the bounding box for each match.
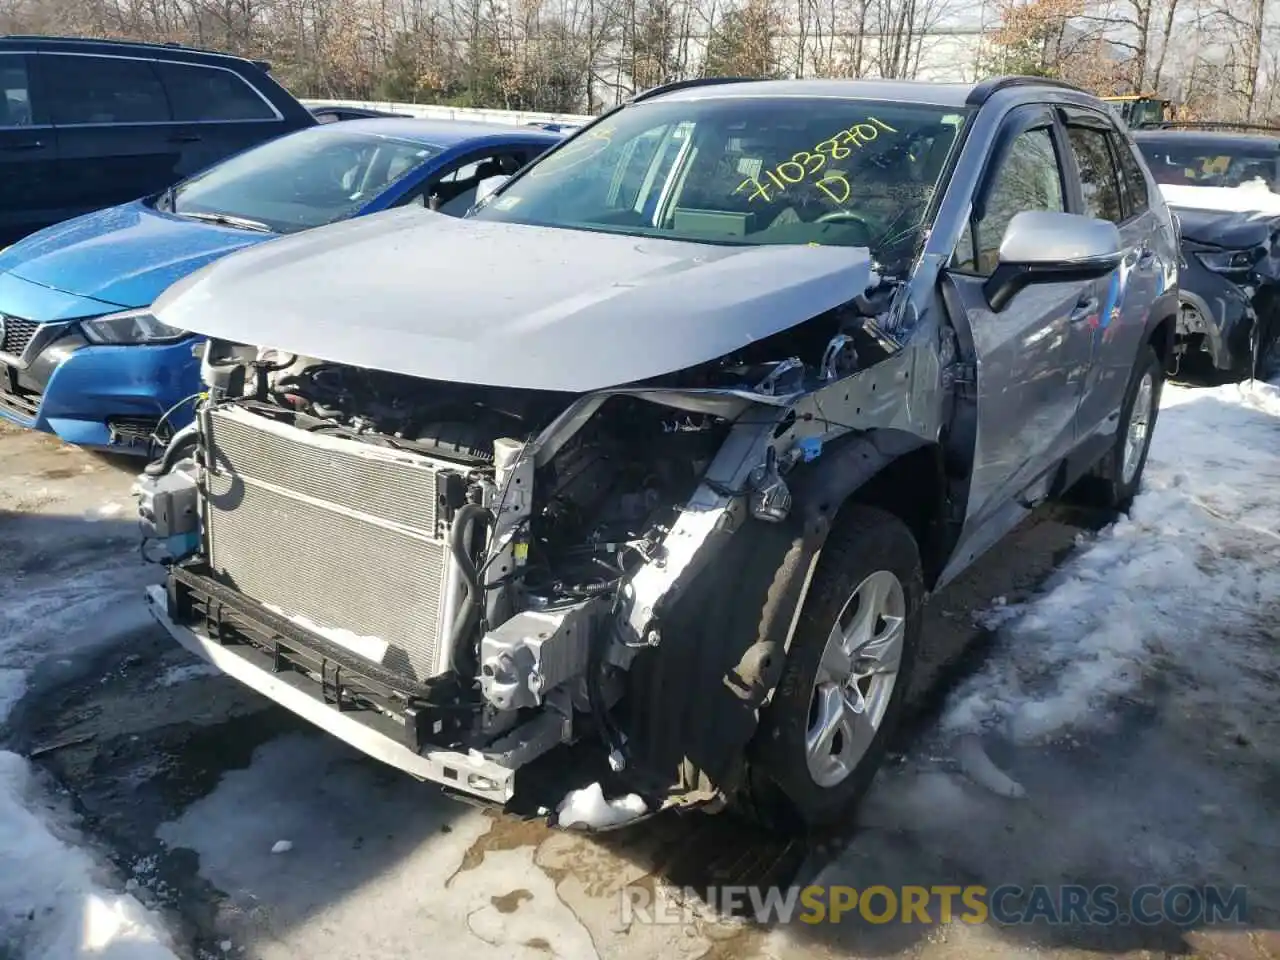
[814,209,872,229]
[813,209,874,244]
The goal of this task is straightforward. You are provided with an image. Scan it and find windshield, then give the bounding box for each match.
[1136,142,1278,192]
[472,97,967,269]
[165,127,440,233]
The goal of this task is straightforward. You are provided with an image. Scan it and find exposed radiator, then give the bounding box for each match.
[203,405,459,682]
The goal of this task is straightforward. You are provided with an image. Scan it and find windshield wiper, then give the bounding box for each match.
[177,211,273,233]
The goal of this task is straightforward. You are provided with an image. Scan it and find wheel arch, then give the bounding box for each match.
[789,428,952,589]
[620,428,949,809]
[1145,303,1177,369]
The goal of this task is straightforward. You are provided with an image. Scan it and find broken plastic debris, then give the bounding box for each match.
[556,782,647,829]
[271,840,293,854]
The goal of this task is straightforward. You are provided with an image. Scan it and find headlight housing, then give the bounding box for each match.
[1194,248,1262,274]
[80,309,187,345]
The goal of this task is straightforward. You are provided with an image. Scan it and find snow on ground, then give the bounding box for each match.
[155,660,223,688]
[155,733,606,960]
[942,379,1280,743]
[0,752,179,960]
[0,427,177,959]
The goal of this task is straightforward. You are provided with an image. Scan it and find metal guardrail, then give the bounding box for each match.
[301,98,594,127]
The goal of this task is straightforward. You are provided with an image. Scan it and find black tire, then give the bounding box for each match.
[736,505,924,833]
[1070,345,1163,512]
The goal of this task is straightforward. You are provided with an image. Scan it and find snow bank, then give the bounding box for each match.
[943,380,1280,742]
[0,751,178,960]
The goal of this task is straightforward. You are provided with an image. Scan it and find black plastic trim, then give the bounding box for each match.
[966,75,1090,106]
[166,563,478,751]
[630,77,760,104]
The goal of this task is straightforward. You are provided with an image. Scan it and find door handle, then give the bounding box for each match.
[2,140,44,151]
[167,134,202,144]
[1069,297,1099,323]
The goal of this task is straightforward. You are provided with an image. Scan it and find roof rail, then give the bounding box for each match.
[630,77,759,104]
[1,34,241,59]
[966,75,1089,106]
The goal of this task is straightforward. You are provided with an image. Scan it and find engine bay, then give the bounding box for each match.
[138,281,912,812]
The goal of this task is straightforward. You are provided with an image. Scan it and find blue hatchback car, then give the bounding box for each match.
[0,118,560,452]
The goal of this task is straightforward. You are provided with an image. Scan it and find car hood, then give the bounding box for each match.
[1176,207,1279,248]
[0,201,272,308]
[153,209,879,393]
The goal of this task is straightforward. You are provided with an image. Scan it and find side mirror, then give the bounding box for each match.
[983,210,1124,312]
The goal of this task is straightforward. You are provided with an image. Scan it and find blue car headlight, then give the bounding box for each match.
[81,309,187,345]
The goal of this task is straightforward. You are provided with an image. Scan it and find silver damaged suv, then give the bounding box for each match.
[136,76,1179,832]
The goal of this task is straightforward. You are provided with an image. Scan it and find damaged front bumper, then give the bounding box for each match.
[1177,220,1280,375]
[1177,282,1256,372]
[146,573,541,805]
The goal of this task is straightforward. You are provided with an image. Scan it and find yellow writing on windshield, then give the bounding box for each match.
[735,116,898,204]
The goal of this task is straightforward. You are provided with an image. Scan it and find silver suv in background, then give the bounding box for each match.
[136,76,1178,832]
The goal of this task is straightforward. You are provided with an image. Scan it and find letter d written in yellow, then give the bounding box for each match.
[815,173,851,205]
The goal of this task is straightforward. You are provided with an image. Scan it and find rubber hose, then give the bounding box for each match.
[143,422,199,477]
[446,503,489,674]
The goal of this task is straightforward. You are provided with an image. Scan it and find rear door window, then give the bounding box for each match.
[1111,135,1150,216]
[44,54,171,125]
[155,62,277,122]
[0,56,34,127]
[1067,125,1124,223]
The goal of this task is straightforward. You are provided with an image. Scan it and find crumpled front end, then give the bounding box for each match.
[138,280,928,824]
[1174,208,1280,377]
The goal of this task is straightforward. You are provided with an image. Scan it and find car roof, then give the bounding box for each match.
[325,116,563,148]
[644,78,977,108]
[636,76,1095,110]
[1132,129,1280,151]
[0,35,268,69]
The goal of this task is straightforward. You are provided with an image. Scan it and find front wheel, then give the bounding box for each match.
[737,505,923,832]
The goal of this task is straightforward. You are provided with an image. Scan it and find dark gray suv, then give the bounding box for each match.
[0,36,315,246]
[135,75,1179,833]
